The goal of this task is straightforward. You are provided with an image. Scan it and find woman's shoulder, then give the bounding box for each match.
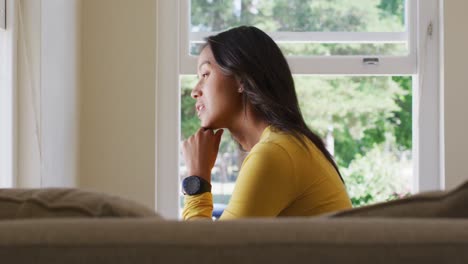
[254,126,328,163]
[258,127,310,151]
[249,127,303,161]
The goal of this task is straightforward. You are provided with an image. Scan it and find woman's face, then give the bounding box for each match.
[191,46,243,129]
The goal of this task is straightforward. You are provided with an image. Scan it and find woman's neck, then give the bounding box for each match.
[228,108,269,151]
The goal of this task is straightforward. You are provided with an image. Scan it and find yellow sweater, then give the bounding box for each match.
[183,126,352,220]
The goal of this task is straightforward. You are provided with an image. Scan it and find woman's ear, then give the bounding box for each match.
[237,80,244,93]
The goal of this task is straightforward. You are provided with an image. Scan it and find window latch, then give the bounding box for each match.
[427,21,433,37]
[363,57,379,66]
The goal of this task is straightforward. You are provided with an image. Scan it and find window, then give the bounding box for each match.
[156,0,442,219]
[0,0,16,188]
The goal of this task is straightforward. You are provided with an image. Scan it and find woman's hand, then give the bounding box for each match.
[182,128,224,182]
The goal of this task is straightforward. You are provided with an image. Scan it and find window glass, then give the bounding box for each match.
[189,0,408,56]
[191,0,406,32]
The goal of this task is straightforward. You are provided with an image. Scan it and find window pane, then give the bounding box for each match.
[179,75,413,210]
[189,0,408,56]
[191,0,406,33]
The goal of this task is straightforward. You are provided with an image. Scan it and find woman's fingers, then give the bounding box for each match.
[182,128,224,182]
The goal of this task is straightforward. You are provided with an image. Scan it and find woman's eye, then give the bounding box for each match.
[201,73,209,78]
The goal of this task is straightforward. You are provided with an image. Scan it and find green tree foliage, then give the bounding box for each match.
[296,77,403,137]
[378,0,405,25]
[295,76,408,168]
[181,77,200,140]
[191,0,405,32]
[390,76,412,150]
[343,135,411,206]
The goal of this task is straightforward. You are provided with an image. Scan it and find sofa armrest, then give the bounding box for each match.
[0,217,467,264]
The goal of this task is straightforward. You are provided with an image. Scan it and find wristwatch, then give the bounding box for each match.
[182,176,212,195]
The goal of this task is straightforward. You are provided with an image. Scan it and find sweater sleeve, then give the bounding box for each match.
[220,143,296,220]
[182,142,295,221]
[182,192,213,220]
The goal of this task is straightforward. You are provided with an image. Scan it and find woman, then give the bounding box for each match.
[181,26,351,220]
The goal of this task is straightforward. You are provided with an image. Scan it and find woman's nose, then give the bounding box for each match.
[191,84,202,99]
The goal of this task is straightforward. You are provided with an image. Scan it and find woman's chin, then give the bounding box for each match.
[200,121,220,130]
[200,120,212,129]
[201,125,216,130]
[200,116,225,130]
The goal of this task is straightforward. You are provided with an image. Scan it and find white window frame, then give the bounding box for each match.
[0,0,17,188]
[155,0,443,219]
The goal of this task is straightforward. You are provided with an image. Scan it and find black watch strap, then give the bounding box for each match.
[182,176,212,195]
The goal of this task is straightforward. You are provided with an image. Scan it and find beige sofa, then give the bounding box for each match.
[1,182,468,264]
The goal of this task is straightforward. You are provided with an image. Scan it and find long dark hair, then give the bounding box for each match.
[206,26,344,184]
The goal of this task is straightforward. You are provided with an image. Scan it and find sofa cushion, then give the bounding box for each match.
[0,188,160,219]
[330,180,468,218]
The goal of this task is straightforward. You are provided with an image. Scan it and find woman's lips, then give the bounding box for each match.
[196,104,205,116]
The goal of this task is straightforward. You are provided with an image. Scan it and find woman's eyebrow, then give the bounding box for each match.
[198,60,211,71]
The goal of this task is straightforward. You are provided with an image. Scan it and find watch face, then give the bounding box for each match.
[183,176,201,195]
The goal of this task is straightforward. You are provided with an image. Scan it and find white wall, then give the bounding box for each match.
[16,0,81,187]
[79,0,156,209]
[15,0,156,209]
[443,1,468,189]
